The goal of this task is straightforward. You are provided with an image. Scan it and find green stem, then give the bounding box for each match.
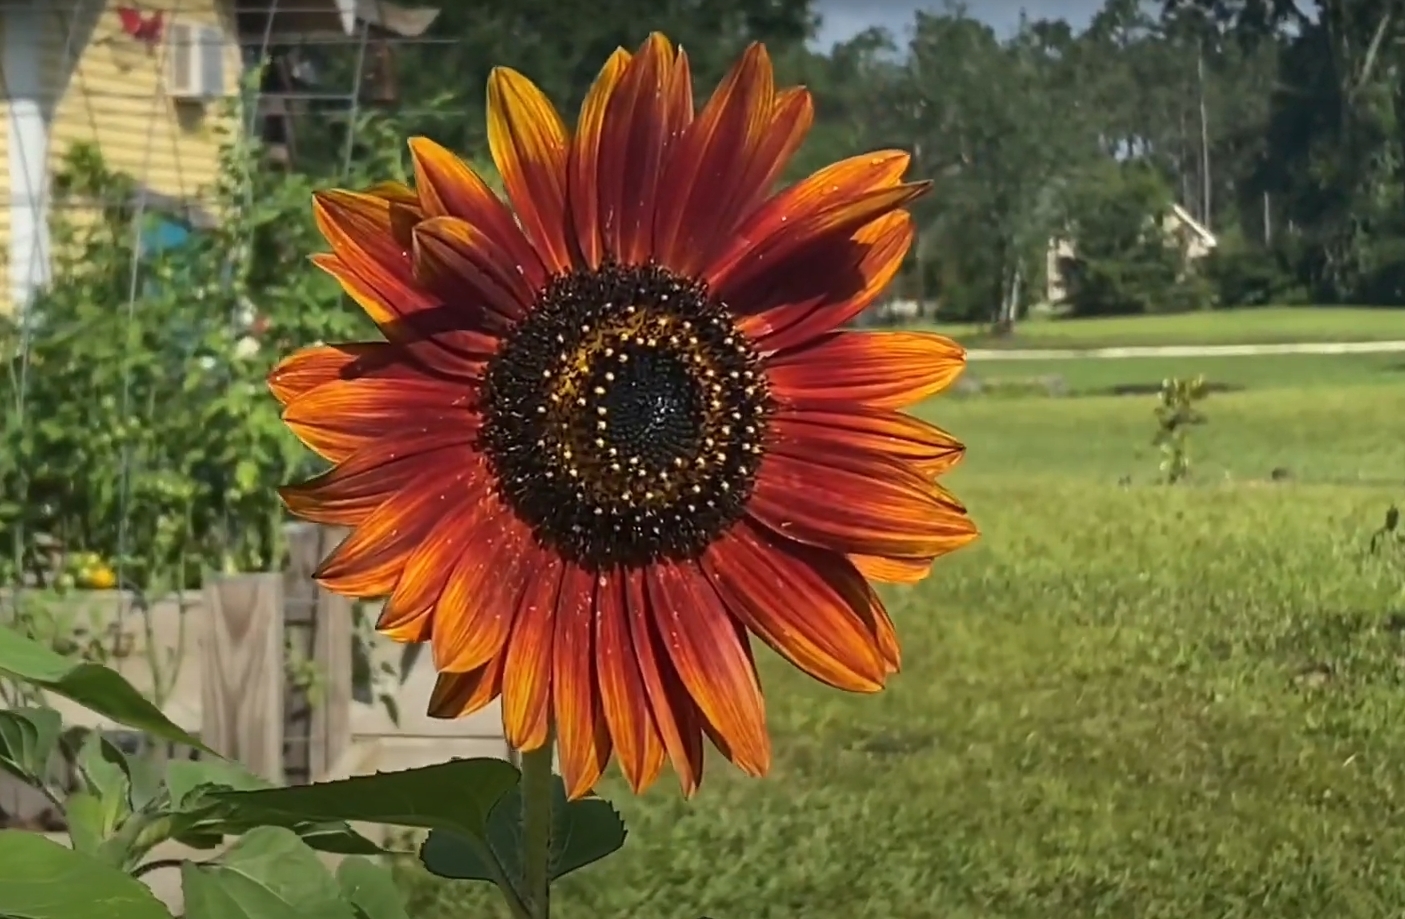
[520,732,555,919]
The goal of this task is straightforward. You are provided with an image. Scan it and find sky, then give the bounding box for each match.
[811,0,1104,48]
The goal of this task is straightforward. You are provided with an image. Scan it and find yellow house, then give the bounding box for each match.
[0,0,439,315]
[0,0,247,315]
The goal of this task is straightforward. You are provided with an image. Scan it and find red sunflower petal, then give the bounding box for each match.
[667,47,694,128]
[310,191,500,376]
[411,216,535,331]
[749,439,976,560]
[554,564,613,799]
[767,330,967,411]
[703,518,888,692]
[653,42,775,273]
[279,429,475,527]
[282,374,478,464]
[376,605,433,644]
[430,503,535,674]
[407,137,549,293]
[311,253,497,381]
[376,499,482,644]
[771,405,964,478]
[362,180,421,209]
[568,48,632,269]
[726,86,815,228]
[850,554,933,589]
[707,181,928,299]
[596,568,666,793]
[314,465,479,597]
[310,192,422,331]
[596,33,685,265]
[722,149,911,252]
[486,68,572,274]
[427,655,505,719]
[268,342,404,407]
[311,190,418,293]
[736,211,913,354]
[854,580,902,673]
[645,562,770,777]
[625,567,704,795]
[501,549,564,751]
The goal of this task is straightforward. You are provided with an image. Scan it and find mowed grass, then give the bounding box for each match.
[964,350,1405,396]
[933,306,1405,350]
[399,361,1405,919]
[946,374,1405,485]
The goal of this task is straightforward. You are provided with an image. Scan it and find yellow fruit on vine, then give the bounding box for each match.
[82,566,118,590]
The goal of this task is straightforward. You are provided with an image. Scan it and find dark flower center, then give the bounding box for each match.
[478,262,773,570]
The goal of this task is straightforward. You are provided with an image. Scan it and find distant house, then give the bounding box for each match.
[0,0,438,316]
[1044,203,1218,306]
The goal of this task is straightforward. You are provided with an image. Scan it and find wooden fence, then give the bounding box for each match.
[0,522,511,829]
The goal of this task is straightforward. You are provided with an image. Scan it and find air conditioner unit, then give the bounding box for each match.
[166,22,227,101]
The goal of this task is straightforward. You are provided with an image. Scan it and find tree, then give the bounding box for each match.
[1058,160,1206,315]
[898,6,1086,323]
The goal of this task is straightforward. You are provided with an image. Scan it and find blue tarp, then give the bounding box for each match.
[139,216,191,256]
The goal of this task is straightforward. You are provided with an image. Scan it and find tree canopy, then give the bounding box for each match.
[298,0,1405,319]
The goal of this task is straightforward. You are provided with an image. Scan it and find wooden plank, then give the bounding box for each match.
[284,523,354,782]
[311,526,354,780]
[201,573,285,782]
[282,524,317,785]
[0,771,58,829]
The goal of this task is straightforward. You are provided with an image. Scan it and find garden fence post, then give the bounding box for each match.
[201,572,285,782]
[282,522,353,783]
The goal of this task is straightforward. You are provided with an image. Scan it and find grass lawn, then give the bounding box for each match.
[932,306,1405,350]
[963,351,1405,401]
[398,359,1405,919]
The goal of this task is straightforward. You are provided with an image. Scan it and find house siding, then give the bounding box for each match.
[1,0,243,315]
[1,2,56,315]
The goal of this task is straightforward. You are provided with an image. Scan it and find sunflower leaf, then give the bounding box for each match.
[62,791,108,855]
[0,830,174,919]
[166,759,382,857]
[0,707,63,781]
[181,827,356,919]
[76,731,133,836]
[0,628,210,755]
[208,758,519,845]
[548,789,628,880]
[418,776,626,884]
[335,857,411,919]
[416,830,504,885]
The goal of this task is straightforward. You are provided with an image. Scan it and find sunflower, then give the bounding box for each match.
[271,33,977,799]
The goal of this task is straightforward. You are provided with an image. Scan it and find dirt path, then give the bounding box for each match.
[965,340,1405,361]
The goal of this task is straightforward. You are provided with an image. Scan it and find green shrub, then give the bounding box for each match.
[0,104,459,592]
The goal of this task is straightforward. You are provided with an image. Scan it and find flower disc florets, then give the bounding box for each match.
[478,262,773,569]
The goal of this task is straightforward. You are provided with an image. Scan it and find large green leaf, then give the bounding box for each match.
[76,731,132,836]
[419,776,626,884]
[124,752,166,812]
[181,827,357,919]
[166,759,382,856]
[0,627,209,754]
[0,708,62,781]
[334,858,409,919]
[62,791,107,855]
[0,830,173,919]
[210,759,519,845]
[167,758,274,808]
